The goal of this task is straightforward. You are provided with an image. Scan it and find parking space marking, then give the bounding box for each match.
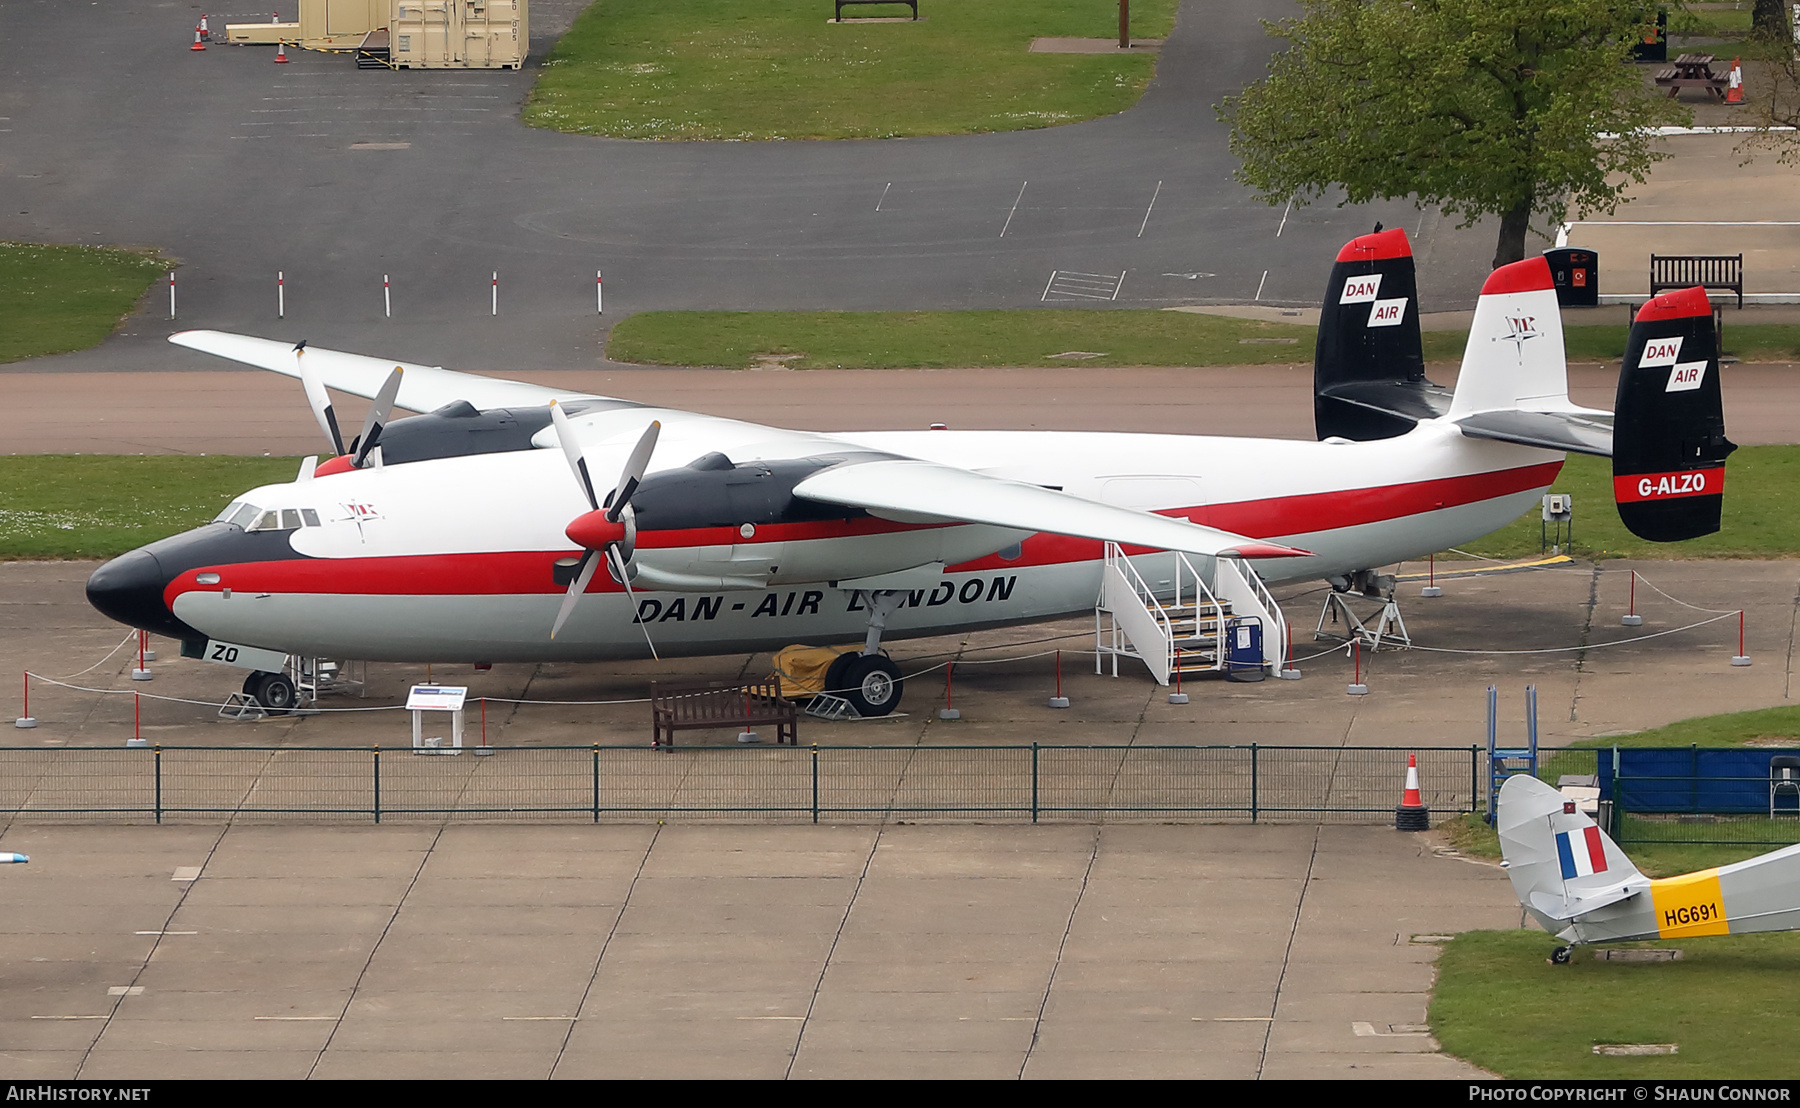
[1042,270,1126,301]
[1138,180,1162,238]
[999,180,1028,237]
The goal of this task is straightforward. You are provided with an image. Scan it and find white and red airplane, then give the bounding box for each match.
[87,230,1733,715]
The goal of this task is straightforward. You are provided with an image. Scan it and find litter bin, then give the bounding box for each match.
[1632,9,1667,62]
[1544,247,1599,308]
[1225,617,1265,683]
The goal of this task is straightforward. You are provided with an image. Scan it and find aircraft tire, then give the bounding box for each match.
[842,654,903,718]
[1550,946,1572,965]
[251,671,297,715]
[824,651,857,700]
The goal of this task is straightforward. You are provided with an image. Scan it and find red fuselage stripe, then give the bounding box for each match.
[165,461,1561,600]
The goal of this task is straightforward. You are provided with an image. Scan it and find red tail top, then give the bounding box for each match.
[1479,256,1554,296]
[1335,227,1412,263]
[1636,286,1712,322]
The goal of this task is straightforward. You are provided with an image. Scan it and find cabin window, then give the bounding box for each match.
[301,508,321,527]
[281,509,303,530]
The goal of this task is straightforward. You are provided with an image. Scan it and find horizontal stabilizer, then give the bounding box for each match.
[793,459,1311,561]
[1455,410,1614,457]
[1528,880,1647,921]
[1314,379,1453,427]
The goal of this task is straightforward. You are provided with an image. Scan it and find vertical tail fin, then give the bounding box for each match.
[1613,288,1736,542]
[1312,228,1436,441]
[1445,257,1575,420]
[1498,775,1645,924]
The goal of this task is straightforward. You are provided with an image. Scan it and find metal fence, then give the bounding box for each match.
[0,744,1493,825]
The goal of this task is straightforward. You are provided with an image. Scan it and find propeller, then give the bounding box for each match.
[294,341,346,457]
[350,367,404,468]
[292,341,402,472]
[548,402,661,656]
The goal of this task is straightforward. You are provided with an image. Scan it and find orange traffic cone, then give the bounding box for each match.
[190,24,207,51]
[1727,58,1744,104]
[1395,752,1429,831]
[275,40,289,63]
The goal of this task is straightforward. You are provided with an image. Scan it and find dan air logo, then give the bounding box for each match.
[1666,361,1707,392]
[337,501,383,541]
[1639,336,1684,367]
[1339,273,1382,304]
[1491,315,1542,360]
[1366,298,1408,328]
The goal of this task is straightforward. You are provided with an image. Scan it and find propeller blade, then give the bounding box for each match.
[606,420,661,523]
[549,400,600,511]
[351,367,404,468]
[295,343,346,456]
[608,544,658,660]
[550,549,600,640]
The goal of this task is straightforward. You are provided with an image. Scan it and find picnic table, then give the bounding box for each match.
[1654,54,1728,101]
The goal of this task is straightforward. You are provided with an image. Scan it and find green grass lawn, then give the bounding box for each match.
[1455,446,1800,561]
[0,456,299,560]
[0,243,167,364]
[607,309,1317,369]
[610,309,1800,368]
[523,0,1178,140]
[1431,928,1800,1079]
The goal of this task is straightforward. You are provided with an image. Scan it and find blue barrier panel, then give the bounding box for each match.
[1598,748,1800,814]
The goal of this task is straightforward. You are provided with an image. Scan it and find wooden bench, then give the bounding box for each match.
[1650,254,1744,309]
[834,0,918,20]
[650,679,798,749]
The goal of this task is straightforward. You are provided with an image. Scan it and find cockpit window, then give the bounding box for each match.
[247,510,281,532]
[213,501,243,524]
[223,503,261,529]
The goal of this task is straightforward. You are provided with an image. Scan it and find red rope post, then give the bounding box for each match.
[1055,650,1062,700]
[946,662,954,710]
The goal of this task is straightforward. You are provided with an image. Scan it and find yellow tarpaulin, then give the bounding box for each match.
[770,644,860,699]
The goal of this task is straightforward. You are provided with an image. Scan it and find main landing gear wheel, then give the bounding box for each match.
[1550,945,1573,965]
[840,654,903,718]
[244,670,296,715]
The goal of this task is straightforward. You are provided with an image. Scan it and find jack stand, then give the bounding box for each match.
[1315,591,1411,652]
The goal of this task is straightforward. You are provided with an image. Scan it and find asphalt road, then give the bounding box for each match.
[0,0,1499,375]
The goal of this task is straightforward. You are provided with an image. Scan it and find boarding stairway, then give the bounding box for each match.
[1095,542,1288,685]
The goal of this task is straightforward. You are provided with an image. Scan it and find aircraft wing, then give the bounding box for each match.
[792,458,1311,560]
[169,330,605,413]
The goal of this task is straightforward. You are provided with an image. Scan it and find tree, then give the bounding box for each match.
[1736,2,1800,164]
[1753,0,1789,42]
[1219,0,1690,269]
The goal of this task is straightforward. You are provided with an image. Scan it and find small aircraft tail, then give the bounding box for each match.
[1312,227,1445,442]
[1496,774,1647,927]
[1611,288,1736,542]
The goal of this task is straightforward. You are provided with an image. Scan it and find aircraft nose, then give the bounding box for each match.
[86,549,195,641]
